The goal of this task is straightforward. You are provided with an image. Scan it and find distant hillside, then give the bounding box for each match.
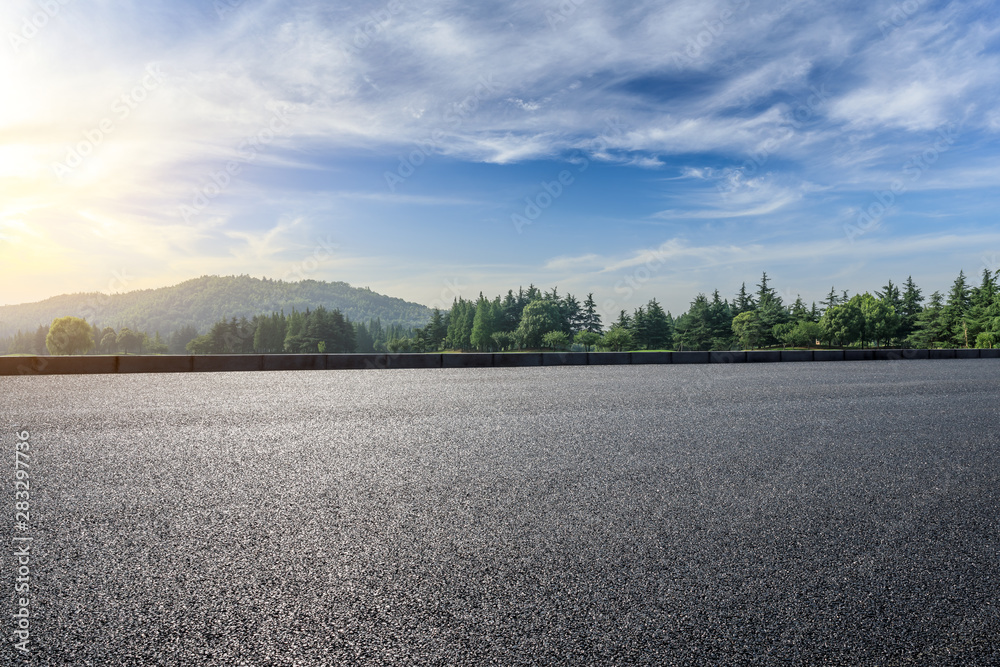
[0,275,433,337]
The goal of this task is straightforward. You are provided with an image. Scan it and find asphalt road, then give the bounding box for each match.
[3,361,999,665]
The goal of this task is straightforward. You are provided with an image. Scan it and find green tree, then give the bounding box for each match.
[942,270,971,347]
[116,327,141,354]
[169,324,200,354]
[895,276,923,343]
[581,293,602,333]
[354,321,376,353]
[445,298,475,350]
[733,282,756,315]
[146,332,170,354]
[974,287,1000,348]
[560,293,582,335]
[777,320,822,347]
[754,272,788,347]
[820,286,839,314]
[425,308,448,350]
[45,317,95,355]
[96,326,116,353]
[821,300,864,348]
[876,280,903,318]
[601,327,634,351]
[542,330,570,350]
[968,268,999,345]
[908,291,947,348]
[789,296,809,322]
[673,296,711,350]
[186,334,213,354]
[574,330,601,352]
[859,292,899,347]
[492,331,516,351]
[644,299,674,349]
[100,331,118,354]
[732,311,765,350]
[386,337,411,353]
[631,306,649,349]
[515,299,562,349]
[471,295,497,351]
[707,291,733,349]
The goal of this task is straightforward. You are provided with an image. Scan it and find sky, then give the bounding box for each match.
[2,0,1000,320]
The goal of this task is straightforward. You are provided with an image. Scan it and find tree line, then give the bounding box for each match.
[395,269,1000,352]
[5,268,999,356]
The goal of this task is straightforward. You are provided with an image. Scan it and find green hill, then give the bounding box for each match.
[0,275,432,338]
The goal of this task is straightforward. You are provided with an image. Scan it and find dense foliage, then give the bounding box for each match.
[0,275,432,340]
[4,269,999,354]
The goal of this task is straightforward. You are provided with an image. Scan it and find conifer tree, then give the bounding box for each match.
[631,306,648,349]
[645,299,673,349]
[909,291,947,348]
[471,295,496,352]
[733,282,756,315]
[581,293,603,334]
[820,286,839,313]
[898,276,924,341]
[942,271,971,347]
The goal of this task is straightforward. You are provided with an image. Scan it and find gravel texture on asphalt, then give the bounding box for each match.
[2,361,999,666]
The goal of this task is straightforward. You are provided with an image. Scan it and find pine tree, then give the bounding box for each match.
[899,276,923,342]
[645,299,673,349]
[581,293,603,334]
[354,321,375,353]
[820,286,839,313]
[561,293,582,335]
[631,306,648,349]
[708,291,733,349]
[471,295,496,352]
[790,296,809,321]
[426,308,447,350]
[733,282,756,315]
[909,291,946,348]
[876,280,902,312]
[674,294,713,351]
[968,268,999,344]
[942,270,971,347]
[756,272,778,307]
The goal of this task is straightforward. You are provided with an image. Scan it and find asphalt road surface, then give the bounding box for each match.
[3,361,999,665]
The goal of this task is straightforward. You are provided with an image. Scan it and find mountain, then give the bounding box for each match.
[0,275,433,337]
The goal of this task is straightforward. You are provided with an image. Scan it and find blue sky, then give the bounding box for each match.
[2,0,1000,319]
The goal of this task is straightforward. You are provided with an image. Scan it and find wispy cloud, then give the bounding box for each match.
[3,0,1000,310]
